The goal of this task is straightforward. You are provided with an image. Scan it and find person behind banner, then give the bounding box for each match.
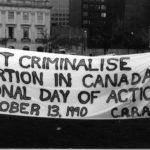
[59,48,66,54]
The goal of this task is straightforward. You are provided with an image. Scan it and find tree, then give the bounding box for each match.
[40,29,60,52]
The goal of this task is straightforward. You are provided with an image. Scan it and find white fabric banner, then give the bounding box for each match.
[0,48,150,119]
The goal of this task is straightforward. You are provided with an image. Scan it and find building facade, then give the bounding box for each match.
[81,0,127,50]
[0,0,51,51]
[117,0,150,49]
[69,0,82,28]
[50,0,69,26]
[81,0,110,49]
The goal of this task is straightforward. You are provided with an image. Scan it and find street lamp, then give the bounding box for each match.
[83,30,87,55]
[4,29,7,48]
[128,31,134,54]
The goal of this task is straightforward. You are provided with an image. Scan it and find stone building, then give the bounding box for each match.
[0,0,51,51]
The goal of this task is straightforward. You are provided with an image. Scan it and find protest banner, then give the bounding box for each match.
[0,48,150,119]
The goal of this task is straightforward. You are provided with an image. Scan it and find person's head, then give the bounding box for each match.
[59,48,66,54]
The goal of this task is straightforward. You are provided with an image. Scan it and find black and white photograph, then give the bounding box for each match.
[0,0,149,149]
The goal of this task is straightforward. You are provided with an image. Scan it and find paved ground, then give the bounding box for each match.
[0,115,149,148]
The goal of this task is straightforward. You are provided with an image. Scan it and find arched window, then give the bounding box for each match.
[23,46,30,51]
[37,46,44,52]
[8,46,15,49]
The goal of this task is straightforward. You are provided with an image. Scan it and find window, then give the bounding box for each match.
[23,46,30,51]
[83,4,88,9]
[96,5,101,10]
[37,28,43,39]
[7,11,15,24]
[37,12,43,24]
[83,12,88,17]
[101,5,106,10]
[8,27,14,39]
[7,0,11,3]
[23,27,29,38]
[23,12,29,22]
[54,13,58,16]
[8,46,15,49]
[37,46,44,52]
[101,12,106,18]
[83,20,88,24]
[8,11,14,20]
